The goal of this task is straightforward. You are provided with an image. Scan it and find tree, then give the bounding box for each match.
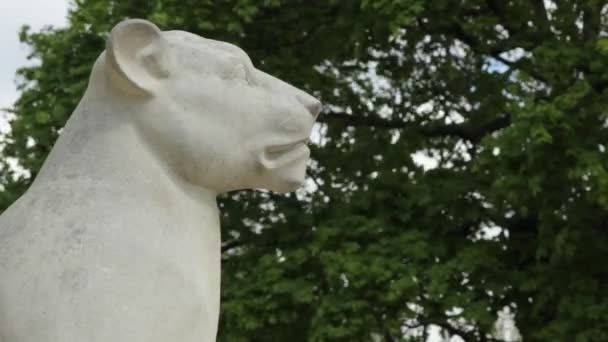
[2,0,608,341]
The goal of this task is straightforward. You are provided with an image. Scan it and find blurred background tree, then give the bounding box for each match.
[1,0,608,341]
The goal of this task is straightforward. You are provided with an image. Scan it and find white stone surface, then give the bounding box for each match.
[0,19,320,342]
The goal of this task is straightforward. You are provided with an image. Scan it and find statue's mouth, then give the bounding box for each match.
[261,138,310,169]
[266,138,309,157]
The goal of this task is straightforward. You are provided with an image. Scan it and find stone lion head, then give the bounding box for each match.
[101,19,321,193]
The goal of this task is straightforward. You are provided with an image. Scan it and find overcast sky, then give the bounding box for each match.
[1,0,69,132]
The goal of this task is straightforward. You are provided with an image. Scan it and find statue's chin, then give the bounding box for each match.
[263,158,309,193]
[253,143,310,193]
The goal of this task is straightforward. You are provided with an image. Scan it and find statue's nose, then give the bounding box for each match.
[297,93,322,119]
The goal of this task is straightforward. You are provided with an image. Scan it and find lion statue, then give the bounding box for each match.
[0,19,321,342]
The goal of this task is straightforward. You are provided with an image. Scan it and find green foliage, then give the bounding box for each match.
[2,0,608,341]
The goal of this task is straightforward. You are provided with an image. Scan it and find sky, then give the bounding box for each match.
[0,0,69,133]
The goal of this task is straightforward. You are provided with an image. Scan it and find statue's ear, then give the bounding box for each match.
[105,19,171,96]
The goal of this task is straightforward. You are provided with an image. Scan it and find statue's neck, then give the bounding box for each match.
[32,88,218,219]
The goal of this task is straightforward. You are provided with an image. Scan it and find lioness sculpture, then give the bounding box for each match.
[0,19,320,342]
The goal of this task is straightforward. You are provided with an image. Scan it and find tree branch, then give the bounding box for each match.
[320,111,512,143]
[484,0,506,16]
[448,23,548,84]
[582,1,604,43]
[221,239,243,253]
[414,8,549,86]
[532,0,551,34]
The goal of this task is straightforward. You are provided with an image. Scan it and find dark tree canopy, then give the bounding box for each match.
[2,1,608,341]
